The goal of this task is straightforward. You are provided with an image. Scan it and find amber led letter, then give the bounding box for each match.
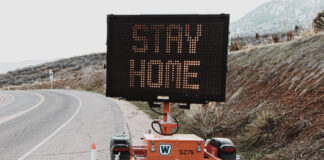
[165,60,182,88]
[185,24,202,54]
[183,61,200,90]
[147,60,164,88]
[166,24,183,54]
[151,25,164,53]
[130,59,146,87]
[132,25,148,53]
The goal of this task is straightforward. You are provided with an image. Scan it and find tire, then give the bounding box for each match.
[111,152,129,160]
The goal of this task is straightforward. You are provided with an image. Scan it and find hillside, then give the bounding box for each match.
[0,53,105,89]
[0,60,48,74]
[183,33,323,159]
[0,34,323,159]
[223,33,323,159]
[230,0,324,37]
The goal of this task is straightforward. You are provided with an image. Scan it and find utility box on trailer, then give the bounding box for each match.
[142,134,204,160]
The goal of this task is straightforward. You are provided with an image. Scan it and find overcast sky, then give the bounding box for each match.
[0,0,271,63]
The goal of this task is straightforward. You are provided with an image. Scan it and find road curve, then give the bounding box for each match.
[0,91,16,109]
[0,90,126,160]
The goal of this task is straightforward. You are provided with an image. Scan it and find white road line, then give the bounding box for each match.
[0,92,44,125]
[17,90,82,160]
[0,93,16,109]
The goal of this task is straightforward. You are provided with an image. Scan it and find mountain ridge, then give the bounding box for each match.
[0,60,48,74]
[230,0,324,37]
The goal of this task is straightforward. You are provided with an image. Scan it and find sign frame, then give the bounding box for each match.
[106,14,230,103]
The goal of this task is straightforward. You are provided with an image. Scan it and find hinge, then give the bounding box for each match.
[151,140,156,152]
[197,141,202,152]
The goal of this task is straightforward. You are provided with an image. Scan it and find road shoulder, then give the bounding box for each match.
[109,98,152,145]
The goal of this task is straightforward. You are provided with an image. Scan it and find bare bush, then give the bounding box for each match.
[81,66,95,90]
[181,107,224,139]
[313,10,324,33]
[255,33,260,40]
[294,25,301,35]
[241,110,277,148]
[287,30,294,41]
[230,40,244,52]
[79,65,106,92]
[272,35,280,43]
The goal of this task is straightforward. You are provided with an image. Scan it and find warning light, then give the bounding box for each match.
[114,147,129,152]
[223,147,235,153]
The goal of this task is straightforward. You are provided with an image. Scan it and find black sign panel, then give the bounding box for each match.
[106,14,229,103]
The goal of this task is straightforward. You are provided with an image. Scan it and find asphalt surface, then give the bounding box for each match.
[0,90,125,160]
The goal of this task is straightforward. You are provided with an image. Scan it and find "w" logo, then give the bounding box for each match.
[159,144,172,156]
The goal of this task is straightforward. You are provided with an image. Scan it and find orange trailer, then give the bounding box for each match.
[110,102,238,160]
[129,134,220,160]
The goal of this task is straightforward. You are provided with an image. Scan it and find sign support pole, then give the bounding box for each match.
[49,69,53,89]
[160,102,178,135]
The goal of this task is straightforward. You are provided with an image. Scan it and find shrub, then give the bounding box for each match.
[286,30,294,41]
[230,40,244,51]
[294,25,300,35]
[313,10,324,33]
[272,35,280,43]
[181,107,224,139]
[81,66,95,90]
[255,33,260,40]
[241,110,277,148]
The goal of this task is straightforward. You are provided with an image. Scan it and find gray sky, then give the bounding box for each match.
[0,0,270,63]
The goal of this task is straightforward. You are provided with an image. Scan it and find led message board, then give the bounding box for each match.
[106,14,229,103]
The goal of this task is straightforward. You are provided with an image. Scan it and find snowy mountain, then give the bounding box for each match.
[230,0,324,37]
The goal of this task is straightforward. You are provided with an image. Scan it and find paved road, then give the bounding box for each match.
[0,90,125,160]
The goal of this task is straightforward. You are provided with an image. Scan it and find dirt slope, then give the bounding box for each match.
[216,33,323,159]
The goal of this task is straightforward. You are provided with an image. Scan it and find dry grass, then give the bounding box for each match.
[216,33,324,159]
[181,107,224,139]
[285,131,324,160]
[301,28,316,37]
[246,44,255,54]
[241,110,277,148]
[282,120,312,143]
